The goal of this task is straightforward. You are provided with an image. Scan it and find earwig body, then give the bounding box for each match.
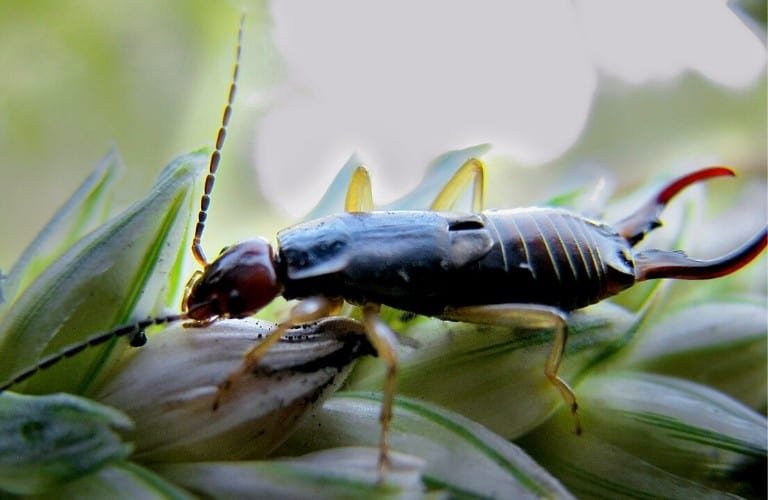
[277,208,636,314]
[180,160,766,472]
[206,181,767,322]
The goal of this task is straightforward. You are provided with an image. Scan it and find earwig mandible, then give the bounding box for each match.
[1,14,766,479]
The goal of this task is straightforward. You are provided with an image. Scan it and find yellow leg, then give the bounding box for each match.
[441,303,581,434]
[429,158,486,213]
[361,303,401,479]
[181,270,204,313]
[345,166,374,212]
[212,296,341,410]
[344,168,401,476]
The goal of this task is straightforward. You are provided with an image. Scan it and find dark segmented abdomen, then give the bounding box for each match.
[481,208,636,310]
[278,209,636,315]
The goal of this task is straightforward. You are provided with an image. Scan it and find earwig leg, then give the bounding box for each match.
[212,296,342,410]
[345,166,374,212]
[614,167,735,246]
[361,303,401,480]
[430,158,486,213]
[441,303,581,434]
[543,316,581,434]
[181,270,204,312]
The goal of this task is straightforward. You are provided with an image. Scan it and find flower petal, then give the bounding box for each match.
[96,318,373,462]
[155,448,423,498]
[278,392,574,499]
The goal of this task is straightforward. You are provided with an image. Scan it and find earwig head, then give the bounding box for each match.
[185,238,282,321]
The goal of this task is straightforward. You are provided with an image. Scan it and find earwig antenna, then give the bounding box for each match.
[192,13,246,267]
[0,313,187,393]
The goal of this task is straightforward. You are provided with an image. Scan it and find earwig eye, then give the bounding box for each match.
[228,289,246,316]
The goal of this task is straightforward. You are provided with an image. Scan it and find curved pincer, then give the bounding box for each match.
[634,226,767,281]
[615,167,735,246]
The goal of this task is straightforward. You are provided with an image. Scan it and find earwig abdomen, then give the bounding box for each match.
[480,208,636,310]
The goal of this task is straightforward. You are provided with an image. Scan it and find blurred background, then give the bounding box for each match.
[0,0,765,271]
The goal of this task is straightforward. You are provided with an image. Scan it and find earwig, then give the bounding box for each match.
[183,162,765,472]
[1,12,766,482]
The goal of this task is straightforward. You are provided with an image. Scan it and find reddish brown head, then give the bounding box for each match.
[184,238,282,321]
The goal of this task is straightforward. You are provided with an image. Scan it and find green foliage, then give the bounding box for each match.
[0,392,132,495]
[0,151,206,395]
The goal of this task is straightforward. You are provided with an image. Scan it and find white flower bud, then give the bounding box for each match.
[96,317,372,462]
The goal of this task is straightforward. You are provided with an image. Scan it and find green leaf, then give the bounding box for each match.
[581,373,766,467]
[621,301,768,409]
[524,372,767,497]
[278,392,574,499]
[0,148,121,314]
[0,150,206,394]
[0,392,132,495]
[348,301,637,439]
[155,449,423,499]
[520,412,740,500]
